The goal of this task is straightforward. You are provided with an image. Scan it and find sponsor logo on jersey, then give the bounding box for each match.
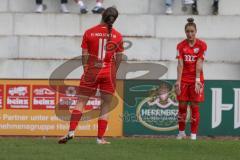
[184,55,197,62]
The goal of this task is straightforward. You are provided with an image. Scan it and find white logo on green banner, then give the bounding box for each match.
[211,88,240,129]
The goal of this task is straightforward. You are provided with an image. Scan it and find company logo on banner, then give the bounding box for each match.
[58,85,101,110]
[135,81,179,131]
[6,85,30,109]
[58,85,80,109]
[32,85,57,109]
[211,88,240,129]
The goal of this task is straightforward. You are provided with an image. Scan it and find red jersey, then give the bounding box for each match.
[81,24,124,73]
[176,39,207,83]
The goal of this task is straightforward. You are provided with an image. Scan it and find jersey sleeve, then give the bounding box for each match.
[198,41,207,60]
[81,31,88,50]
[116,34,124,53]
[176,43,183,59]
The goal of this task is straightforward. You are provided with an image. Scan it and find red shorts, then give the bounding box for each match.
[177,81,204,102]
[79,70,116,97]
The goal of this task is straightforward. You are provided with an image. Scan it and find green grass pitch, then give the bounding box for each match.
[0,137,240,160]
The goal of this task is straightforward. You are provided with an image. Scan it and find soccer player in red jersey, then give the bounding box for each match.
[175,18,207,140]
[58,7,124,144]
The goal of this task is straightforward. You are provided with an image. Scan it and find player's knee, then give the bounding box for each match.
[191,101,199,106]
[179,101,188,106]
[75,97,88,111]
[101,100,112,108]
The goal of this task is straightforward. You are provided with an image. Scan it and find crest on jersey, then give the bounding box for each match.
[194,48,199,54]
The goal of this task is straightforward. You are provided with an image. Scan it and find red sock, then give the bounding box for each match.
[178,104,188,131]
[191,106,200,134]
[69,110,82,131]
[97,119,108,139]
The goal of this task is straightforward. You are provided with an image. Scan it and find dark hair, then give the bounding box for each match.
[102,7,119,41]
[185,18,197,30]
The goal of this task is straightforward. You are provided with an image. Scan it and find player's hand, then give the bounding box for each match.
[94,60,104,68]
[94,63,103,68]
[195,80,203,94]
[175,81,181,95]
[83,64,89,73]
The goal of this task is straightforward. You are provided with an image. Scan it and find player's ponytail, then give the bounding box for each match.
[102,6,118,41]
[185,17,197,30]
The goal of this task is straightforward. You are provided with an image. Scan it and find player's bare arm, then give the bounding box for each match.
[195,58,203,94]
[115,52,123,71]
[175,59,183,95]
[82,49,89,72]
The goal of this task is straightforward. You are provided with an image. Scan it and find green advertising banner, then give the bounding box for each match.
[123,80,240,136]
